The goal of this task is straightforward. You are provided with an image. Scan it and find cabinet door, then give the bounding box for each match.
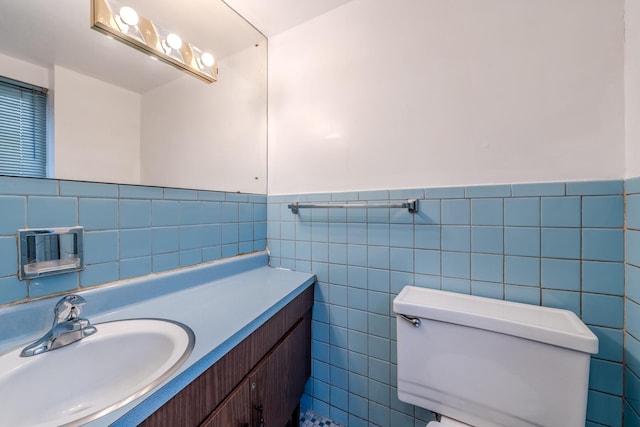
[201,378,251,427]
[250,312,311,427]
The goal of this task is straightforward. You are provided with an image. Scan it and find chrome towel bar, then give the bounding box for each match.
[288,199,418,214]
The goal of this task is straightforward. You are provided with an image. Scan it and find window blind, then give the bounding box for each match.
[0,76,47,178]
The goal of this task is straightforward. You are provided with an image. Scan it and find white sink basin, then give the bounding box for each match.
[0,318,195,427]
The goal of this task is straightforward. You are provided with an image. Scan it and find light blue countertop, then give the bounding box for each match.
[0,252,315,426]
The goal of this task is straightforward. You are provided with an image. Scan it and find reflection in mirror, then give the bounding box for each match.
[0,0,267,193]
[91,0,219,83]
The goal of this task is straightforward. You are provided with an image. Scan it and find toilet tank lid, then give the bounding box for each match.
[393,286,598,354]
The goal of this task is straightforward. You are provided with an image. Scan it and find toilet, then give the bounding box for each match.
[393,286,599,427]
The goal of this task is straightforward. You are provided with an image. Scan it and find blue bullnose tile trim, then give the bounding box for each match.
[304,193,332,202]
[118,185,163,199]
[566,180,624,196]
[511,182,565,197]
[389,188,425,200]
[425,187,465,199]
[197,190,226,201]
[268,194,293,203]
[359,190,390,201]
[465,184,511,198]
[60,180,118,198]
[0,176,58,196]
[331,192,359,202]
[225,193,249,202]
[164,188,198,201]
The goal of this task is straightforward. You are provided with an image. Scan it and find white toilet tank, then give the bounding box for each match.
[393,286,598,427]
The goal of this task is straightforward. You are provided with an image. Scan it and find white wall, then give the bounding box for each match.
[626,0,640,178]
[53,66,141,184]
[140,44,267,193]
[268,0,626,194]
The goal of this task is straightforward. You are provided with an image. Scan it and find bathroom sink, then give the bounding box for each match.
[0,318,195,427]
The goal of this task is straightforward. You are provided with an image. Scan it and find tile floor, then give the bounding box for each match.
[300,408,343,427]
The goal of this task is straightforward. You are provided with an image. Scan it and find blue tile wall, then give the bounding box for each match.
[268,180,625,427]
[627,178,640,425]
[0,177,266,305]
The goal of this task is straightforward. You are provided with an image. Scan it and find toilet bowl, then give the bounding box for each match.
[393,286,599,427]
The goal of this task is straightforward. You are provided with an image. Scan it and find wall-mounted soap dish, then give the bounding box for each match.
[18,227,84,280]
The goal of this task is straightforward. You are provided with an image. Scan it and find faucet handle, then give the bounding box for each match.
[53,294,87,323]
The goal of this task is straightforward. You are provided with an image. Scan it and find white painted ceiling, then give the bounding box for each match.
[223,0,354,36]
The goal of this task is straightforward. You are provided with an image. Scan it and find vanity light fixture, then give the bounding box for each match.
[90,0,218,83]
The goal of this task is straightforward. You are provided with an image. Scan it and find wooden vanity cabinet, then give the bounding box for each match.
[139,284,313,427]
[201,378,251,427]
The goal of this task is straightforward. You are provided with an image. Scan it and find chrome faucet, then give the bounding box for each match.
[20,294,97,357]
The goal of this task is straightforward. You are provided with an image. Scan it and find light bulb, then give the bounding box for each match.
[201,52,214,67]
[119,6,139,26]
[166,33,182,50]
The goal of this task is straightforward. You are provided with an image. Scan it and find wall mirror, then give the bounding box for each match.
[0,0,267,194]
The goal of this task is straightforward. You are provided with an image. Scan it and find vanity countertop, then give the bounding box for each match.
[0,252,315,426]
